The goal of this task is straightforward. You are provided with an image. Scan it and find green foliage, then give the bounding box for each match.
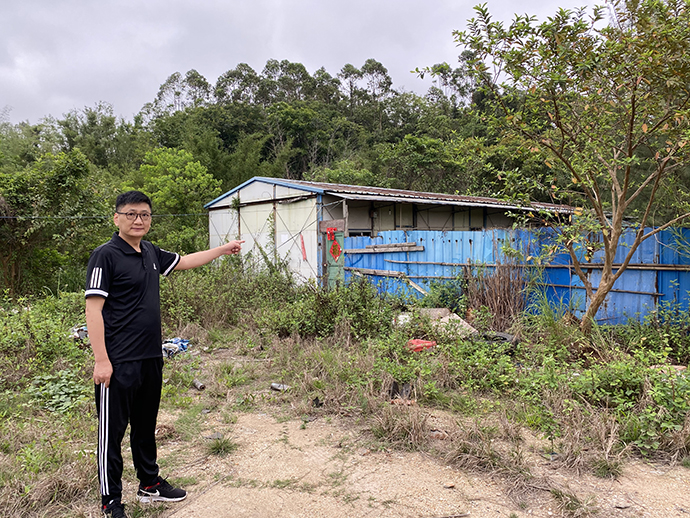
[0,292,87,386]
[207,436,238,457]
[625,301,690,365]
[259,278,394,340]
[26,369,90,413]
[305,159,384,188]
[160,254,296,333]
[219,363,253,389]
[420,273,466,314]
[125,147,221,253]
[0,148,110,294]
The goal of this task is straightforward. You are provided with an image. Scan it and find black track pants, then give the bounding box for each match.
[95,357,163,505]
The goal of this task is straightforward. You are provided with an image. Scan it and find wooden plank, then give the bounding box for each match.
[344,267,447,280]
[319,219,345,232]
[345,246,424,254]
[383,259,690,271]
[365,241,418,250]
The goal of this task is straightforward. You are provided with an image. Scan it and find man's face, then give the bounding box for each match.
[114,202,152,241]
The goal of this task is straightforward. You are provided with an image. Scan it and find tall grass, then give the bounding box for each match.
[1,256,689,516]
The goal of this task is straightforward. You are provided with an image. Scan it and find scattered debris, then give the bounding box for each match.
[70,324,89,347]
[406,338,437,352]
[390,381,412,400]
[192,378,206,390]
[270,383,290,392]
[394,308,476,338]
[479,331,518,345]
[428,429,449,440]
[70,324,89,341]
[390,398,416,406]
[154,424,179,441]
[162,337,190,358]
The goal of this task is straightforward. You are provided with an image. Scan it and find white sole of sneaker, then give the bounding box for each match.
[137,494,187,503]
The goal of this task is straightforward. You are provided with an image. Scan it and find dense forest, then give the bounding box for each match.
[0,57,558,295]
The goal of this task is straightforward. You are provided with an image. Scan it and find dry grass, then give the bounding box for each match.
[0,449,94,518]
[540,389,629,476]
[370,405,430,450]
[551,487,599,517]
[463,261,526,332]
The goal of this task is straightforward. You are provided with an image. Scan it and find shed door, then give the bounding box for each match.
[320,219,345,288]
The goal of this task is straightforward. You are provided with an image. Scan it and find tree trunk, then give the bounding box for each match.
[579,275,615,334]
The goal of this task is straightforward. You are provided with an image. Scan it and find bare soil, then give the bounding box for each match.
[121,410,690,518]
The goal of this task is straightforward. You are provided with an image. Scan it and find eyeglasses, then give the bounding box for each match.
[116,211,152,222]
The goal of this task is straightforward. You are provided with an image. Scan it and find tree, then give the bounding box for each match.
[126,148,221,253]
[0,149,108,294]
[58,102,152,172]
[150,70,212,116]
[215,63,261,104]
[455,0,690,332]
[338,64,364,115]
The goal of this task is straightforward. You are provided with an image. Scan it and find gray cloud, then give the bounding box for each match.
[1,0,593,124]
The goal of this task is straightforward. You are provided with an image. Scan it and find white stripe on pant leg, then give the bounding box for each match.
[99,384,105,495]
[99,384,110,496]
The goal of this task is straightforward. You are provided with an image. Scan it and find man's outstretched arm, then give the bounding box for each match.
[175,240,244,271]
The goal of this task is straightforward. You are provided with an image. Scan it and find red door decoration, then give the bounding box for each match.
[329,240,341,262]
[326,227,341,262]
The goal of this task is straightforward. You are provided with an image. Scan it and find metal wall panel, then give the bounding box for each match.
[344,228,690,324]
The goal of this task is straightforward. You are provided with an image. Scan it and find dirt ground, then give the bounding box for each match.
[116,409,690,518]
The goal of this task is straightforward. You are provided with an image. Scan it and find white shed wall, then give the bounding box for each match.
[237,203,276,261]
[209,208,239,248]
[274,198,319,281]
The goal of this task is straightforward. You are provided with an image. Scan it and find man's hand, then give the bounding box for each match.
[220,240,244,255]
[93,359,113,387]
[175,240,246,270]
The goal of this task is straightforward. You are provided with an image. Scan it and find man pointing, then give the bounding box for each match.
[85,190,243,518]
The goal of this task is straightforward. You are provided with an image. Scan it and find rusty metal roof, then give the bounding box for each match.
[205,177,573,213]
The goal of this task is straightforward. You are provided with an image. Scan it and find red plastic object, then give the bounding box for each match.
[406,339,437,352]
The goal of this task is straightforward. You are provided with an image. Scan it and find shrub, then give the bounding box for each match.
[0,292,87,388]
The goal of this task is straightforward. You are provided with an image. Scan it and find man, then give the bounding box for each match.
[85,191,243,518]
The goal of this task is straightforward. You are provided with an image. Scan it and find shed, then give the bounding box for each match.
[204,177,570,286]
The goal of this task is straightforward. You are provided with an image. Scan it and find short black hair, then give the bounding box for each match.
[115,191,152,212]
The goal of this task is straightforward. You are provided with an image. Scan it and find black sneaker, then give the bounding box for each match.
[137,476,187,503]
[103,500,127,518]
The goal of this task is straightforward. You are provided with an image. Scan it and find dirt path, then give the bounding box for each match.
[151,412,690,518]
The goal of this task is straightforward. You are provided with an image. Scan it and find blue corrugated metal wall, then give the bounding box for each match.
[343,228,690,324]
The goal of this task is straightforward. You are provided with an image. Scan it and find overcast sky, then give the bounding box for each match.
[1,0,594,125]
